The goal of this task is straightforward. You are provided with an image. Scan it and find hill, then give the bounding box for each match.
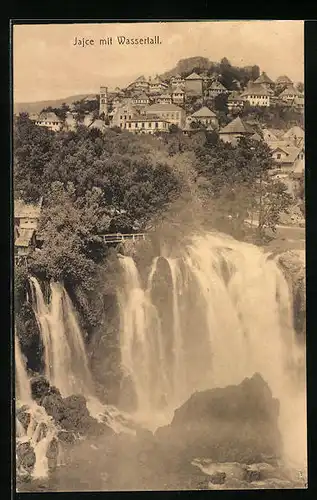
[160,56,213,79]
[14,94,97,115]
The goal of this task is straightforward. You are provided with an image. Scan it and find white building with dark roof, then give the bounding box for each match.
[186,106,218,129]
[278,85,302,102]
[219,116,255,145]
[124,114,170,134]
[171,86,185,105]
[240,83,271,107]
[31,111,63,132]
[206,80,228,98]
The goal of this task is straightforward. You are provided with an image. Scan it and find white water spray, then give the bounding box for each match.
[117,231,306,468]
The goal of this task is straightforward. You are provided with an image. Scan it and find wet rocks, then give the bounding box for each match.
[46,437,59,472]
[16,441,36,478]
[155,373,282,465]
[16,405,31,431]
[276,250,305,337]
[209,471,226,484]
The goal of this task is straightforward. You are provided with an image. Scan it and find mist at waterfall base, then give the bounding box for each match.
[117,231,306,469]
[15,229,306,489]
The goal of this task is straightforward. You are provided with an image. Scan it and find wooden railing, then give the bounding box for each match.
[100,233,147,243]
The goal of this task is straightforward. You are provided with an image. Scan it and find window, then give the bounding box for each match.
[148,122,152,128]
[142,122,145,128]
[120,115,123,119]
[155,122,159,128]
[129,115,132,119]
[277,153,281,159]
[135,122,138,128]
[128,123,131,128]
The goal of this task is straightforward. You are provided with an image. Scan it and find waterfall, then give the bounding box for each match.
[15,329,59,480]
[117,231,306,466]
[28,277,135,434]
[15,334,32,404]
[29,278,93,398]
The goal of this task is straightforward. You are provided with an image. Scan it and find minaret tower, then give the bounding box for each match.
[99,86,108,117]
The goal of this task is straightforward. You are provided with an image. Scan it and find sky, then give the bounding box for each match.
[13,21,304,103]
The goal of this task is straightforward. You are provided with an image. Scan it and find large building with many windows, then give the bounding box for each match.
[124,114,170,134]
[145,103,186,128]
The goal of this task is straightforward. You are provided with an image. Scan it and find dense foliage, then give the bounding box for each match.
[14,112,295,342]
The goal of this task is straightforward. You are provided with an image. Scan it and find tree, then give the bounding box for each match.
[14,113,55,202]
[296,82,304,93]
[252,177,293,240]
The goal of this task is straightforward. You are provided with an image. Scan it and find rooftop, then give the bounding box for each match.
[254,72,274,85]
[279,85,302,97]
[146,103,184,112]
[275,75,293,84]
[240,83,271,97]
[15,228,36,247]
[209,81,227,90]
[185,72,203,80]
[38,112,62,122]
[219,116,255,135]
[191,106,217,118]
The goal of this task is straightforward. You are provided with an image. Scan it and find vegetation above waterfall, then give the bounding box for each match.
[14,113,294,342]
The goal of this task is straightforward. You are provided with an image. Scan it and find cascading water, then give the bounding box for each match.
[28,277,135,433]
[15,334,32,404]
[117,231,306,469]
[29,278,94,398]
[15,331,60,480]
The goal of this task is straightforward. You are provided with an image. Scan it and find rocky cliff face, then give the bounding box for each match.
[275,250,305,338]
[155,373,282,467]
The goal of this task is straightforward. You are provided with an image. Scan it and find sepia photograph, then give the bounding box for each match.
[13,20,306,491]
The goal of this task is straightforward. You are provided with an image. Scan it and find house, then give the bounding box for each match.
[145,103,186,128]
[124,114,169,134]
[170,74,185,88]
[127,75,149,92]
[184,72,204,95]
[148,76,169,94]
[186,106,218,129]
[275,75,293,89]
[227,91,245,111]
[88,119,107,132]
[131,92,150,106]
[200,72,213,85]
[206,80,228,98]
[278,85,302,103]
[14,198,42,231]
[15,227,37,261]
[270,145,304,174]
[262,128,280,144]
[155,93,172,105]
[293,95,304,112]
[254,72,274,90]
[240,83,271,107]
[31,111,63,132]
[111,101,137,128]
[283,126,304,146]
[219,116,255,145]
[171,86,185,105]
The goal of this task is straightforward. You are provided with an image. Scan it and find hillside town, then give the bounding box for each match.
[27,70,304,180]
[15,66,305,263]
